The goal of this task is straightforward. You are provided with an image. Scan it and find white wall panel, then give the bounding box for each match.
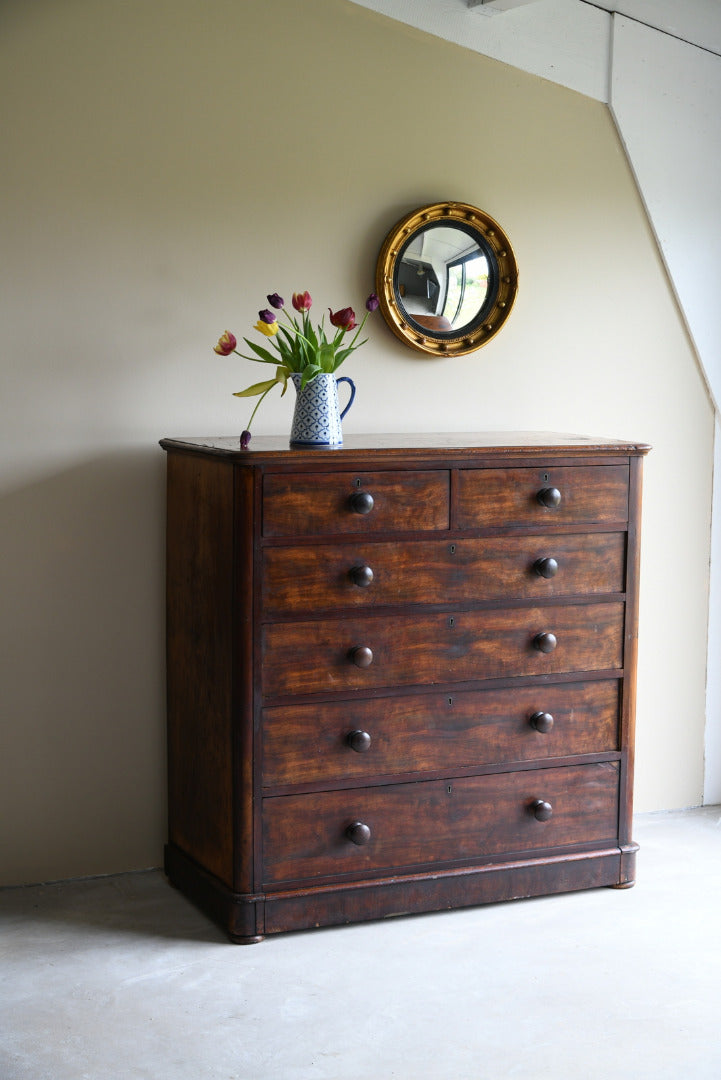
[707,416,721,804]
[610,16,721,406]
[610,16,721,802]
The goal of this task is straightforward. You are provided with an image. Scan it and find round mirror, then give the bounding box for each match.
[375,202,518,356]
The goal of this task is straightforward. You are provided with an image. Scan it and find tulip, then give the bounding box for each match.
[214,330,237,355]
[292,291,313,313]
[258,309,277,324]
[329,306,356,331]
[366,292,380,312]
[240,430,252,449]
[267,293,284,309]
[254,319,279,337]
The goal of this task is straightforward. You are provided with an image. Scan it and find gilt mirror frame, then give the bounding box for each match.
[375,202,518,357]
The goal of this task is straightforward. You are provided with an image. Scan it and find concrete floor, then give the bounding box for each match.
[2,807,721,1080]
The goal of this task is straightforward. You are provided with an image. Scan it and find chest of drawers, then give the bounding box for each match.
[160,433,648,942]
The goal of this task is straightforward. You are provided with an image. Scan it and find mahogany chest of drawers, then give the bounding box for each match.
[160,433,648,942]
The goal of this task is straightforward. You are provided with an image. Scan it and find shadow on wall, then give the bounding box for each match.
[0,447,167,885]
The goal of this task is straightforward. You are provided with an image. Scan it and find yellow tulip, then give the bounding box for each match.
[254,319,279,337]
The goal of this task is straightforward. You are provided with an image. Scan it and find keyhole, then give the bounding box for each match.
[447,785,453,795]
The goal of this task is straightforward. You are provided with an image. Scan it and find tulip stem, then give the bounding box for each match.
[279,309,315,350]
[245,382,275,432]
[344,310,369,351]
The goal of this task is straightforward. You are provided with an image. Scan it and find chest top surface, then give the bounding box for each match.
[159,431,650,466]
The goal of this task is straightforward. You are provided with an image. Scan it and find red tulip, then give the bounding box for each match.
[214,330,237,355]
[329,306,356,331]
[292,291,312,312]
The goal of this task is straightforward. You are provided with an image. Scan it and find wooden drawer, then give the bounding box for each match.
[457,466,629,529]
[262,532,626,617]
[262,602,625,699]
[262,680,620,789]
[262,470,449,537]
[262,762,620,884]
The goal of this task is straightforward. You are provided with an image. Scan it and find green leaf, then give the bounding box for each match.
[233,377,281,398]
[300,364,322,389]
[277,326,295,349]
[305,321,319,352]
[333,337,367,371]
[318,343,336,372]
[277,326,303,371]
[241,337,280,365]
[276,366,289,397]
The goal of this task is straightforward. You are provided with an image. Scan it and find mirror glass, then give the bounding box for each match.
[395,223,495,335]
[376,203,518,357]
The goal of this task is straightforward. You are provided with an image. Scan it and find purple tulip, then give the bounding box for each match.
[258,309,277,324]
[240,429,251,449]
[267,293,284,309]
[366,292,380,312]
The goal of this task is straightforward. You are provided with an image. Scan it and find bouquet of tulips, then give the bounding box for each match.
[214,290,379,445]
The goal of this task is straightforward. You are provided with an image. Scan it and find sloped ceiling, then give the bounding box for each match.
[589,0,721,54]
[348,1,721,101]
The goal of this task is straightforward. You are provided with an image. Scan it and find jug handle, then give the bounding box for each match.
[336,376,356,421]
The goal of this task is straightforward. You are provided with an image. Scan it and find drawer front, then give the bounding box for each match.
[457,466,629,529]
[262,602,625,699]
[262,532,626,617]
[262,470,449,538]
[262,762,620,884]
[262,680,620,789]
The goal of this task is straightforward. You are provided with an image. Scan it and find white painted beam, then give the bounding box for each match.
[468,0,542,15]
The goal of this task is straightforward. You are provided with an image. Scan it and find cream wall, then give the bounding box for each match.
[0,0,713,885]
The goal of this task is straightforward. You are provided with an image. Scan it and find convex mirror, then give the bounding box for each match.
[376,202,518,356]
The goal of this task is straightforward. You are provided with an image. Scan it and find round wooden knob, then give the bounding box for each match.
[533,557,559,579]
[350,645,374,668]
[349,490,374,515]
[530,710,554,733]
[347,729,372,753]
[533,632,557,654]
[531,798,553,822]
[346,821,371,845]
[537,487,562,509]
[349,564,374,588]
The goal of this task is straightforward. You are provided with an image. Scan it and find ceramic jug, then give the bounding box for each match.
[289,372,356,446]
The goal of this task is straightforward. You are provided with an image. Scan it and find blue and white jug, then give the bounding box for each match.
[289,372,356,446]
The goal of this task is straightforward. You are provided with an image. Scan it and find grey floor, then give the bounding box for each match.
[2,807,721,1080]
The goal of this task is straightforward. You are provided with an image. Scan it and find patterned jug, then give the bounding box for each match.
[289,372,356,446]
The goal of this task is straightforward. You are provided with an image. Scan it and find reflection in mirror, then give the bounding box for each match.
[376,203,518,357]
[396,223,494,334]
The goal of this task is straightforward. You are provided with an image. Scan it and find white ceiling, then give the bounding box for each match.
[475,0,721,55]
[589,2,721,54]
[349,0,721,101]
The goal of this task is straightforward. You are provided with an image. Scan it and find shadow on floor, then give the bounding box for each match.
[0,867,226,945]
